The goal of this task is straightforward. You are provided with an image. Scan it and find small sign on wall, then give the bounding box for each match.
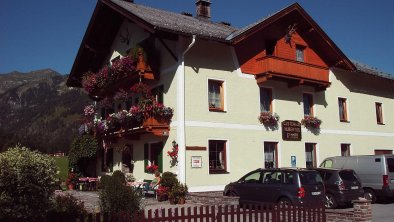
[291,156,297,167]
[191,156,202,168]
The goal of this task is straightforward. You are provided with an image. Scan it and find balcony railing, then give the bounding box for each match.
[100,116,170,139]
[255,56,329,83]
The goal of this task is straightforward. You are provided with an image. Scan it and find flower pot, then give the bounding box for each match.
[169,198,177,205]
[68,184,75,190]
[178,197,186,205]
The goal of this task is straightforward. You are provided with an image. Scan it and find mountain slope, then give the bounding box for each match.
[0,69,90,153]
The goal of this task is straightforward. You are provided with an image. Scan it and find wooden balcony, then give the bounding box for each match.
[101,117,170,140]
[255,56,330,90]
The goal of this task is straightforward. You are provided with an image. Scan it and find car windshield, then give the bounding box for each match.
[339,170,358,181]
[299,171,323,185]
[387,158,394,172]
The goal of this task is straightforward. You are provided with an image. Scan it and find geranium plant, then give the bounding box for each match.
[301,116,322,129]
[146,164,159,174]
[156,185,170,202]
[167,141,178,166]
[81,56,136,93]
[258,111,280,126]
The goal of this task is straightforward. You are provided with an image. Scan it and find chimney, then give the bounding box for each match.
[195,0,211,20]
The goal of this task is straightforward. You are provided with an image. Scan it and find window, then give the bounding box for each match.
[244,171,262,183]
[260,88,272,112]
[266,40,276,56]
[341,144,350,156]
[374,150,393,155]
[208,80,224,111]
[144,142,163,173]
[122,144,134,173]
[375,102,383,124]
[100,104,115,120]
[209,140,227,173]
[264,142,278,168]
[152,85,164,104]
[296,45,305,62]
[321,159,333,168]
[102,148,114,172]
[387,158,394,173]
[305,143,316,168]
[338,98,348,122]
[303,93,314,117]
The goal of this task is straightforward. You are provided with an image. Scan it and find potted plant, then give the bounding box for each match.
[65,172,79,190]
[169,182,188,204]
[301,116,322,129]
[258,111,280,127]
[156,185,169,202]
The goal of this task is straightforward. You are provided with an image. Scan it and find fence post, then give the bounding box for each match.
[352,199,372,222]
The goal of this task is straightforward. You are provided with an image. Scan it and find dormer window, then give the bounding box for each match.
[296,45,305,62]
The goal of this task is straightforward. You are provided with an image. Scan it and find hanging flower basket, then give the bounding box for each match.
[301,116,322,129]
[258,111,280,127]
[167,142,178,166]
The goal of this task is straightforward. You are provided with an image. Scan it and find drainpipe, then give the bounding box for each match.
[177,35,196,183]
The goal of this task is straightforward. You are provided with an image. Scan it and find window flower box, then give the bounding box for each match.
[301,116,322,129]
[146,164,159,174]
[258,111,280,127]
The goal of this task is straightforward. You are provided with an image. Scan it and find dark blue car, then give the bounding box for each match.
[224,168,325,206]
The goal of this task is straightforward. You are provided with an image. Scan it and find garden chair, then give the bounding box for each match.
[142,179,158,198]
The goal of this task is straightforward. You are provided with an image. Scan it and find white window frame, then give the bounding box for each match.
[207,78,227,111]
[207,138,230,174]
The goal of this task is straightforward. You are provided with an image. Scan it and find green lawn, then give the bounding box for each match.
[53,156,69,181]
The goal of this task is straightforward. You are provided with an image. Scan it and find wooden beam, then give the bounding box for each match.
[186,146,207,151]
[256,74,272,84]
[288,79,304,88]
[156,35,178,62]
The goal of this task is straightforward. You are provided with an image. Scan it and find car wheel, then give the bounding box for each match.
[278,197,292,208]
[324,193,338,209]
[364,189,376,204]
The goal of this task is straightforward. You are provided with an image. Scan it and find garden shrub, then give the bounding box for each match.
[99,171,142,213]
[68,135,98,174]
[160,171,178,189]
[0,145,57,220]
[52,193,86,217]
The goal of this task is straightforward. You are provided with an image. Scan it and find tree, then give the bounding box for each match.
[0,145,57,220]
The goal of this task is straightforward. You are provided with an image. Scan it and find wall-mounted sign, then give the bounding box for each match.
[282,120,302,141]
[291,156,297,167]
[191,156,202,168]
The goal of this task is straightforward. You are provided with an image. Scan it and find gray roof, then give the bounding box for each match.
[111,0,237,41]
[352,60,394,80]
[111,0,394,80]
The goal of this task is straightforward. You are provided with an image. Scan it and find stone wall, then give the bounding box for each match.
[326,199,372,222]
[188,192,239,206]
[188,192,372,222]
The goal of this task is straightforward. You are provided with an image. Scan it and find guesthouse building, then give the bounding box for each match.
[67,0,394,192]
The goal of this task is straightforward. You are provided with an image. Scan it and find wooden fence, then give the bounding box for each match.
[45,203,325,222]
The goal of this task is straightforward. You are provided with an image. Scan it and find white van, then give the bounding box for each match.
[320,155,394,203]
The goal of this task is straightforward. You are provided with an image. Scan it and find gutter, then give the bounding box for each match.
[177,35,196,183]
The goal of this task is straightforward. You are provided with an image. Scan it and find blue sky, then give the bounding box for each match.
[0,0,393,75]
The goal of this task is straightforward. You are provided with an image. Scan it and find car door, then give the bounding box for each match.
[234,170,263,204]
[258,170,282,203]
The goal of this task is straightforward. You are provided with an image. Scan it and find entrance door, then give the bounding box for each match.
[264,142,278,168]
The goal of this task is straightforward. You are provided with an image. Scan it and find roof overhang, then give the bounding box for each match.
[229,3,356,72]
